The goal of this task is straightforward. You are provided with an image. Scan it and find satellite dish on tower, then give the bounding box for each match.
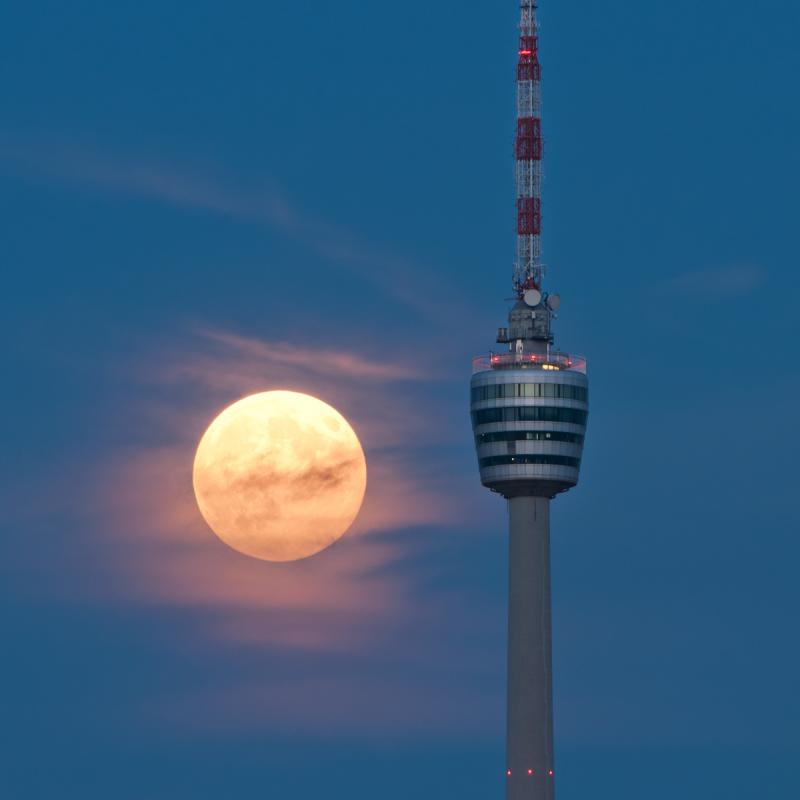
[547,293,561,311]
[523,289,542,307]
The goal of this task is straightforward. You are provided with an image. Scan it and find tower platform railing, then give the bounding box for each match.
[472,352,587,375]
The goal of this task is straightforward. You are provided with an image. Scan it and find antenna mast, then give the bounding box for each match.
[514,0,544,296]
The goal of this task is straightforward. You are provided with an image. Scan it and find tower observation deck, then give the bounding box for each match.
[469,3,589,798]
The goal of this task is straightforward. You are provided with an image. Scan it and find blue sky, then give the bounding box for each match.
[2,1,799,798]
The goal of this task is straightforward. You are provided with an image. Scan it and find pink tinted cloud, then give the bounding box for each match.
[196,329,425,381]
[91,328,463,651]
[149,669,501,740]
[99,446,407,651]
[148,327,455,449]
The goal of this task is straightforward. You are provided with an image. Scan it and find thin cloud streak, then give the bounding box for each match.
[149,671,501,740]
[148,327,455,449]
[655,265,765,298]
[0,136,464,322]
[188,328,426,382]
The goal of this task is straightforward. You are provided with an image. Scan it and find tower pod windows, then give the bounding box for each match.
[472,406,588,426]
[471,382,588,403]
[476,431,584,446]
[479,454,582,470]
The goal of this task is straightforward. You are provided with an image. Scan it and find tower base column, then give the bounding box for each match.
[506,496,555,800]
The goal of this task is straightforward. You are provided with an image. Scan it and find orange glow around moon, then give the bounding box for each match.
[193,391,367,562]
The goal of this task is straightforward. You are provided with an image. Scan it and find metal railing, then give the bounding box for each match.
[472,351,587,375]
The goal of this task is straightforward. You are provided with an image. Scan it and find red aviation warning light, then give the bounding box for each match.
[517,35,541,80]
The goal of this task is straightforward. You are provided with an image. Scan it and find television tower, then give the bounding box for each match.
[469,2,589,799]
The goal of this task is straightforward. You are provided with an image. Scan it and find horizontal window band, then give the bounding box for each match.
[471,382,588,403]
[479,455,582,469]
[472,407,588,426]
[477,431,584,446]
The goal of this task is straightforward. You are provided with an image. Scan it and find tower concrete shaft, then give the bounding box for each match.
[507,496,554,800]
[470,2,589,797]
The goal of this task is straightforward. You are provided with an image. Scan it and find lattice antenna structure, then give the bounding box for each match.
[514,0,544,296]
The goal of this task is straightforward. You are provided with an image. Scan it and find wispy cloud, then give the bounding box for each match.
[86,328,464,651]
[656,265,765,298]
[0,135,463,322]
[98,445,410,650]
[2,324,496,739]
[179,327,426,383]
[149,667,502,740]
[146,327,452,449]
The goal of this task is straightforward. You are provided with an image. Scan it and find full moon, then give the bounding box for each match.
[192,391,367,562]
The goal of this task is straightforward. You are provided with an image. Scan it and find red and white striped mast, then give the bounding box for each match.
[514,0,544,297]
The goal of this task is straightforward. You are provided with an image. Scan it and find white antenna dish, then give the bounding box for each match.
[547,293,561,311]
[523,289,542,307]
